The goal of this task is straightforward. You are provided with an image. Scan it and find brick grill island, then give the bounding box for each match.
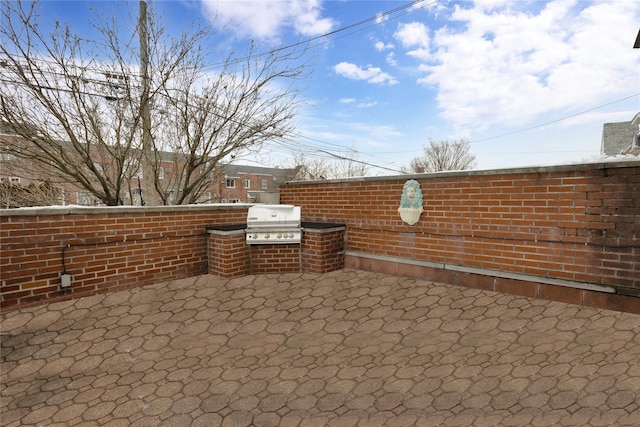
[207,207,345,278]
[207,227,345,278]
[245,205,303,274]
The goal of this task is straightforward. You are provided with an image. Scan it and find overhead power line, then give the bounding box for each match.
[6,0,634,171]
[202,0,433,70]
[1,0,432,77]
[368,92,640,155]
[268,136,405,174]
[469,93,640,144]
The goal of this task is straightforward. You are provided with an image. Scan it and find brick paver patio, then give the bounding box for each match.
[1,270,639,426]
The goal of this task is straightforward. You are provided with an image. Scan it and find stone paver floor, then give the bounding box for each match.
[1,270,640,426]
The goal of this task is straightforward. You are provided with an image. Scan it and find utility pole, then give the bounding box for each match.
[139,0,154,205]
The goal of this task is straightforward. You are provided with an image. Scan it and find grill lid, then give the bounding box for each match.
[246,205,301,228]
[246,205,301,244]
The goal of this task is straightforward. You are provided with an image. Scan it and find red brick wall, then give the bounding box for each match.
[3,162,638,312]
[1,205,250,311]
[248,244,301,274]
[208,229,249,278]
[302,227,345,274]
[207,226,345,277]
[280,162,640,295]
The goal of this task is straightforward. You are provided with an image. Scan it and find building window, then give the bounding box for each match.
[0,145,17,161]
[158,167,164,180]
[243,179,250,189]
[77,191,93,206]
[197,192,211,203]
[261,179,268,190]
[10,177,20,184]
[226,178,235,188]
[132,188,144,206]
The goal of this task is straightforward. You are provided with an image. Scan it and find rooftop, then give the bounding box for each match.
[2,270,639,426]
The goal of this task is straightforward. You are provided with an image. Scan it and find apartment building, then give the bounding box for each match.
[0,127,300,207]
[601,112,640,156]
[211,164,301,204]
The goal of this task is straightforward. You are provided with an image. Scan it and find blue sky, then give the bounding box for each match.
[34,0,640,174]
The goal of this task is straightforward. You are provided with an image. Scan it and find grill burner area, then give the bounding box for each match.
[246,205,301,245]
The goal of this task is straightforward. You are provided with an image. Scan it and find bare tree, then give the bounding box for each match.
[286,151,331,181]
[286,147,369,180]
[0,0,305,205]
[0,180,61,209]
[332,147,370,178]
[405,139,476,173]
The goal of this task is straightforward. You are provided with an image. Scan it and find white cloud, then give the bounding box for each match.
[202,0,335,40]
[334,62,398,85]
[374,41,394,51]
[395,22,430,48]
[352,122,403,140]
[357,101,378,108]
[408,0,445,13]
[414,0,640,132]
[339,97,377,108]
[375,12,388,24]
[374,41,397,65]
[394,22,431,61]
[386,52,398,67]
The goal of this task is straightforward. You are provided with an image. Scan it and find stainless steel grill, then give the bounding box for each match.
[245,204,301,245]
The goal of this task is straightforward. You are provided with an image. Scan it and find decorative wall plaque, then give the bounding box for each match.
[398,179,423,225]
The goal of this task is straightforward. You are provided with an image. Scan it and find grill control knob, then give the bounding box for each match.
[252,234,258,239]
[277,233,282,239]
[265,234,270,239]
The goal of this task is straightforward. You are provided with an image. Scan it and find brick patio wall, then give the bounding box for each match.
[301,226,346,274]
[207,225,345,277]
[1,205,250,311]
[280,161,640,313]
[207,227,250,278]
[2,161,638,313]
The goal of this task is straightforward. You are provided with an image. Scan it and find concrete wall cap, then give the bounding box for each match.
[0,203,254,217]
[283,160,640,186]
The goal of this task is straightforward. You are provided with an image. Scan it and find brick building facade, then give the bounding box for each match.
[211,164,301,204]
[0,128,299,207]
